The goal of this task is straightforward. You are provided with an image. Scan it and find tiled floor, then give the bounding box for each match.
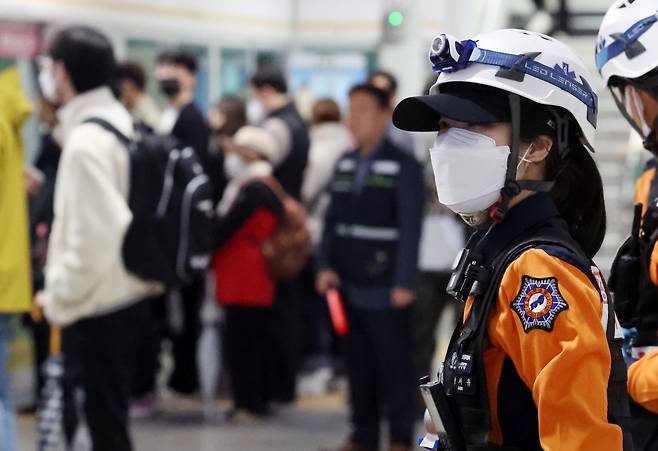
[19,396,351,451]
[16,303,454,451]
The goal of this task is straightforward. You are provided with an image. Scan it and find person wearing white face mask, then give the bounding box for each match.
[211,125,292,422]
[597,2,658,449]
[394,30,629,451]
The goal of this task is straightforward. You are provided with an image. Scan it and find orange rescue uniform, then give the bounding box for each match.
[463,248,623,450]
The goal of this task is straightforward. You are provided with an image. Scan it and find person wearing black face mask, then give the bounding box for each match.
[154,49,215,398]
[155,50,213,183]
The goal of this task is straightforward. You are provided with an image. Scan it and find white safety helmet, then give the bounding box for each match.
[394,28,598,148]
[596,0,658,86]
[393,29,598,220]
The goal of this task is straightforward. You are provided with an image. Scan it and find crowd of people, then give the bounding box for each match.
[0,24,465,451]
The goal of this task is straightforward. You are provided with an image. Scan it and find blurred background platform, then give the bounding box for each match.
[19,393,351,451]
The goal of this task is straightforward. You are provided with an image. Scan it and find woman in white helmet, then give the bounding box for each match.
[597,1,658,450]
[394,29,629,450]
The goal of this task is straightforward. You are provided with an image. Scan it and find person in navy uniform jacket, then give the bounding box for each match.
[316,83,425,451]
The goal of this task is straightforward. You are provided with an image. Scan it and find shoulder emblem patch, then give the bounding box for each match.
[511,276,568,333]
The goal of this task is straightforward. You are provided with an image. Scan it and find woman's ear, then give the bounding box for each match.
[526,134,553,163]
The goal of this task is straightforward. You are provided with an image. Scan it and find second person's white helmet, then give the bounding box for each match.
[596,0,658,86]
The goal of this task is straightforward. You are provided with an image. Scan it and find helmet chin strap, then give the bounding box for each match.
[643,114,658,153]
[487,93,555,224]
[487,93,553,225]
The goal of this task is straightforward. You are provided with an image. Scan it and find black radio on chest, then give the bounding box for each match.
[447,248,492,302]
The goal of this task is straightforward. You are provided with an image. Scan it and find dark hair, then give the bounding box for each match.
[49,26,115,93]
[115,61,146,91]
[250,66,288,94]
[214,96,247,137]
[368,70,398,96]
[157,49,198,73]
[348,83,390,110]
[519,98,606,257]
[311,98,341,125]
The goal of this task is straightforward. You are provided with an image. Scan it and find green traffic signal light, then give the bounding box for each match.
[388,10,404,27]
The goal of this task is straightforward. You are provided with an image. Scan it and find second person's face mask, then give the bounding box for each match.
[429,127,510,215]
[159,78,181,98]
[38,66,58,104]
[624,85,652,137]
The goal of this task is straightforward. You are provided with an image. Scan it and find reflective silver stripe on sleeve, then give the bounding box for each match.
[335,223,399,241]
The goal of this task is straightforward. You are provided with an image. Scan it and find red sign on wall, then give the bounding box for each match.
[0,23,42,59]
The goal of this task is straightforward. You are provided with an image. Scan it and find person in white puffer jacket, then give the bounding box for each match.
[36,26,160,451]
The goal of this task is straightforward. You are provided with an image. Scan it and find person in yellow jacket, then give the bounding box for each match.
[0,64,33,451]
[393,29,628,450]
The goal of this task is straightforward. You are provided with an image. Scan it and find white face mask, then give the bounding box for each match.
[247,99,265,125]
[624,85,652,137]
[429,128,510,215]
[38,57,58,104]
[224,153,247,179]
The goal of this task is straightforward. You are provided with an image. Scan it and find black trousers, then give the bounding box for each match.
[344,303,417,449]
[130,295,166,398]
[63,300,149,451]
[168,277,204,394]
[224,306,273,414]
[269,280,303,403]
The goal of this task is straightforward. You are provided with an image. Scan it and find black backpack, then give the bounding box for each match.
[85,117,217,288]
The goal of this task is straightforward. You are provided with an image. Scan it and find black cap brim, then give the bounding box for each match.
[392,92,510,132]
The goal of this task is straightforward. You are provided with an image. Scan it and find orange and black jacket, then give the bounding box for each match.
[626,161,658,417]
[443,193,624,450]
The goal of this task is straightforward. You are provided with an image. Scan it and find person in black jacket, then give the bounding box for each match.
[155,49,213,397]
[156,49,221,200]
[250,67,311,403]
[316,83,425,451]
[250,66,309,200]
